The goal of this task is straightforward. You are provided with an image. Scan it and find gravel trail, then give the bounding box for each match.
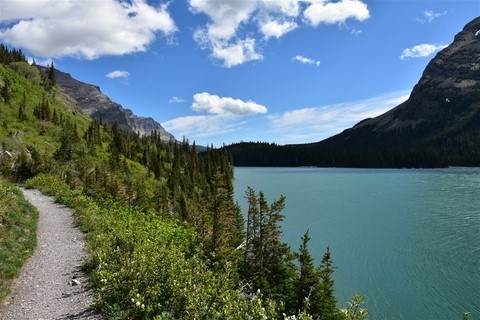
[0,189,103,320]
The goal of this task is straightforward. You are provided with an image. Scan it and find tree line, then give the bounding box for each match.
[0,44,368,319]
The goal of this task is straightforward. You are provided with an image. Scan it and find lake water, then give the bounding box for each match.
[233,167,480,320]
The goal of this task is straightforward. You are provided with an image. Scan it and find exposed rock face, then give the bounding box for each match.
[329,16,480,146]
[52,68,175,141]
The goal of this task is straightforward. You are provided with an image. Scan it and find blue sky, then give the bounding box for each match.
[1,0,479,146]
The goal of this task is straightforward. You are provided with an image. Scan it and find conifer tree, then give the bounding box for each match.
[18,91,27,121]
[1,83,12,105]
[295,230,319,315]
[317,246,339,320]
[242,188,296,308]
[43,62,56,90]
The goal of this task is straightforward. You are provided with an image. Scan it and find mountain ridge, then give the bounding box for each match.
[328,16,480,146]
[49,67,175,142]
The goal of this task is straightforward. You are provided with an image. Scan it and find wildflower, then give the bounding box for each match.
[136,301,141,307]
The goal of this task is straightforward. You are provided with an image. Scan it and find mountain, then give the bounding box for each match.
[326,16,480,148]
[225,17,480,168]
[51,68,175,141]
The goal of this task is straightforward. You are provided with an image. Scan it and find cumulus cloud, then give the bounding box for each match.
[0,0,177,59]
[169,96,186,103]
[189,0,256,42]
[400,43,448,60]
[163,92,266,143]
[268,90,410,143]
[189,0,370,67]
[259,0,300,17]
[292,55,320,67]
[192,92,267,116]
[260,20,298,39]
[106,70,130,79]
[303,0,370,27]
[211,38,263,68]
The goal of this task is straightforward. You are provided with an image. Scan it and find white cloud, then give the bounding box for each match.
[189,0,256,42]
[417,10,444,23]
[211,38,263,68]
[0,0,177,59]
[260,20,297,39]
[163,92,267,143]
[169,96,186,103]
[400,43,448,60]
[189,0,370,67]
[292,55,320,67]
[303,0,370,27]
[189,0,261,67]
[163,114,244,139]
[259,0,300,17]
[106,70,130,79]
[192,92,267,116]
[268,90,410,143]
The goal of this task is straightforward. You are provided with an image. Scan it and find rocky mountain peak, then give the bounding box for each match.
[350,16,480,137]
[51,68,175,141]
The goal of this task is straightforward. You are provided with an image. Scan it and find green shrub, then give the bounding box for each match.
[0,177,38,301]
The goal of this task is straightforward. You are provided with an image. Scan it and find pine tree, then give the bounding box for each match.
[242,188,296,308]
[18,91,27,121]
[1,83,12,105]
[43,62,56,90]
[295,230,319,315]
[317,246,339,320]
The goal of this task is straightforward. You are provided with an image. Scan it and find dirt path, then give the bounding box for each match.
[0,189,103,320]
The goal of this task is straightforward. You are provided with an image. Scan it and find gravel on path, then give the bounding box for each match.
[0,188,103,320]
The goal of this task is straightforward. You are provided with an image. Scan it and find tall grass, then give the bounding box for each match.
[0,178,38,301]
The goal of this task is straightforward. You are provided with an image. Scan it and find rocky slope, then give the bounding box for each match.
[52,68,175,141]
[325,16,480,147]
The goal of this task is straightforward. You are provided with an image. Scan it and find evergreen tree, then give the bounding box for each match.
[295,230,320,315]
[54,119,79,162]
[318,246,339,320]
[18,91,27,121]
[43,62,56,90]
[242,188,296,309]
[1,83,12,105]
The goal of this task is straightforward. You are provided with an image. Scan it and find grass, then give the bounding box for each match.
[0,178,38,301]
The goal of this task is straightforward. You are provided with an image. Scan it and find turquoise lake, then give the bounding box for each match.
[233,167,480,320]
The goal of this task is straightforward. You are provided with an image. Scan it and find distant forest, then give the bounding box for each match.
[223,117,480,168]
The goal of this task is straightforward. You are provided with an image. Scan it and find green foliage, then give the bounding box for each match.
[295,230,320,316]
[242,187,296,311]
[339,294,368,320]
[43,62,56,91]
[1,44,375,319]
[9,61,41,84]
[0,178,38,301]
[26,174,283,319]
[0,44,26,65]
[317,246,339,320]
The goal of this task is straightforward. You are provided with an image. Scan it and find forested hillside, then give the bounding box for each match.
[0,45,368,319]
